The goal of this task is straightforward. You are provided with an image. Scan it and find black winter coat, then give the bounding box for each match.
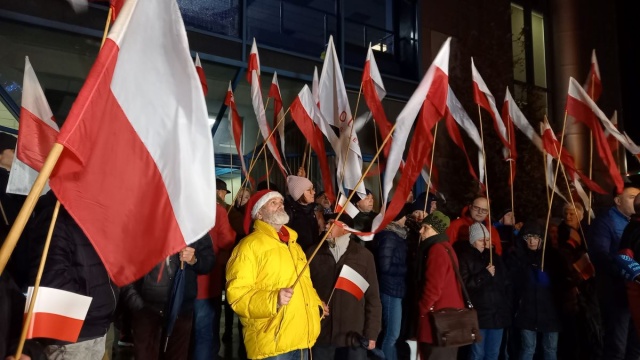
[285,196,319,251]
[120,235,214,316]
[40,208,119,341]
[374,224,408,298]
[306,239,382,347]
[505,245,566,333]
[456,243,512,329]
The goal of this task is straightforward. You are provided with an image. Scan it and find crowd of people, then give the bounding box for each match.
[1,133,640,360]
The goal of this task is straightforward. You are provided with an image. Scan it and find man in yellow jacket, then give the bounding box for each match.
[226,189,328,359]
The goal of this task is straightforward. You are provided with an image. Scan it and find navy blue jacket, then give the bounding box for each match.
[374,223,408,298]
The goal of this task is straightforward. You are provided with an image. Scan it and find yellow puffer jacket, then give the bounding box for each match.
[226,220,322,359]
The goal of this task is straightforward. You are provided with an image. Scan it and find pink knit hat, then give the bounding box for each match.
[286,175,313,201]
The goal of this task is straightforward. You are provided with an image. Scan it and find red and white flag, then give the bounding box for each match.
[290,85,336,203]
[7,57,58,196]
[541,119,603,218]
[583,49,602,102]
[472,58,515,161]
[566,77,623,194]
[194,53,208,96]
[24,286,92,342]
[224,82,248,177]
[17,57,60,172]
[605,111,619,155]
[362,44,392,159]
[335,264,369,300]
[268,72,286,158]
[502,88,542,151]
[319,35,365,197]
[49,0,217,286]
[334,192,360,219]
[445,85,484,186]
[371,37,450,233]
[247,39,287,176]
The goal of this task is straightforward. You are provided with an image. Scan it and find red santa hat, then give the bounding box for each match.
[243,190,284,234]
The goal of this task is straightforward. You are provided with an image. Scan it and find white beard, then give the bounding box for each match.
[262,208,290,228]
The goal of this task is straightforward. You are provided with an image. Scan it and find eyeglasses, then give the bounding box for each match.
[470,205,489,214]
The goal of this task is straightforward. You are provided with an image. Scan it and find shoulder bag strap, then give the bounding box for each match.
[440,243,474,309]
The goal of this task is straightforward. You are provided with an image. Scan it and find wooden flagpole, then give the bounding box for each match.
[587,77,595,225]
[507,125,516,227]
[229,107,291,213]
[424,123,439,213]
[541,111,569,271]
[13,11,115,358]
[14,201,61,359]
[264,119,398,332]
[373,123,383,203]
[477,107,492,266]
[478,105,496,265]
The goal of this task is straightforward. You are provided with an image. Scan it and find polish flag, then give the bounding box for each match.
[371,38,450,233]
[289,85,336,203]
[541,118,605,218]
[24,286,92,342]
[194,53,208,96]
[269,72,286,158]
[335,265,369,300]
[224,82,248,177]
[246,38,260,84]
[246,39,287,176]
[566,77,623,194]
[319,35,365,197]
[502,88,542,151]
[17,57,60,172]
[7,57,58,196]
[472,58,514,161]
[583,49,602,102]
[334,192,360,219]
[362,44,392,159]
[48,0,217,286]
[445,85,484,186]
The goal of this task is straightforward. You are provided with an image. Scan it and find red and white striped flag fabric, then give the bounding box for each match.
[445,85,484,185]
[194,53,208,96]
[583,49,602,102]
[17,57,60,172]
[24,286,92,342]
[246,39,287,176]
[269,72,286,158]
[335,264,369,300]
[289,85,336,203]
[540,118,606,196]
[502,88,542,151]
[334,192,360,219]
[371,37,450,233]
[49,0,217,286]
[605,111,619,155]
[319,35,365,197]
[472,58,515,161]
[224,82,248,177]
[362,44,392,159]
[566,77,623,194]
[7,57,58,196]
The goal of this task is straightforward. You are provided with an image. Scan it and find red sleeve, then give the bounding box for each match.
[446,220,461,244]
[209,203,237,254]
[419,245,448,313]
[491,226,502,255]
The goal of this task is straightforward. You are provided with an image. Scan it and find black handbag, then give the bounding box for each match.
[429,244,481,347]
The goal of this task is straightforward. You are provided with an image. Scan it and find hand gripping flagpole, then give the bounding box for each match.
[477,106,493,266]
[264,120,399,333]
[541,111,569,271]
